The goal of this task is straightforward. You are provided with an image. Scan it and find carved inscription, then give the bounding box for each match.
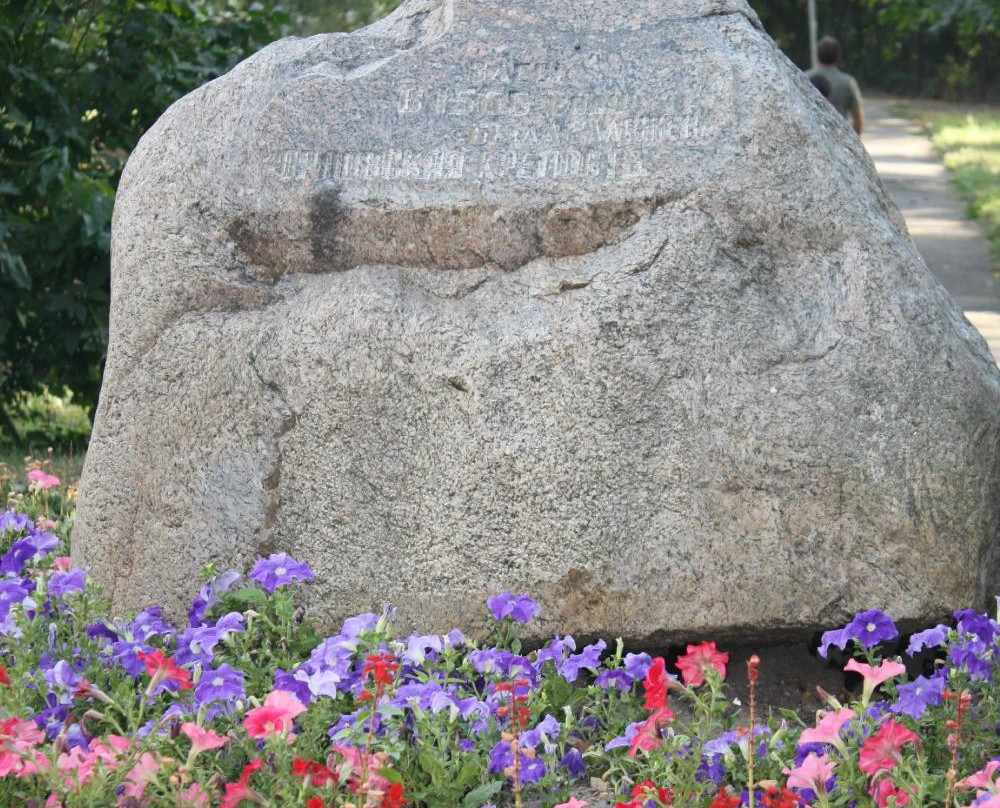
[275,147,647,182]
[263,48,732,190]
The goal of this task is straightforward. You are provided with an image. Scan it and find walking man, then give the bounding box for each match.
[807,36,864,135]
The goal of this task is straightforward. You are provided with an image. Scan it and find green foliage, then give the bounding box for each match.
[750,0,1000,98]
[895,103,1000,261]
[0,387,92,450]
[283,0,404,34]
[0,0,288,408]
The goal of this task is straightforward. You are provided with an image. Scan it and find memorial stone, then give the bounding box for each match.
[74,0,1000,641]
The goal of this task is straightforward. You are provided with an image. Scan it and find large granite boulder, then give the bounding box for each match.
[74,0,1000,642]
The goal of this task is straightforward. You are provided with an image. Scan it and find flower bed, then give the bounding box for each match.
[1,475,998,808]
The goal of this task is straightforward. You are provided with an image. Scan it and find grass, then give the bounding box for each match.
[890,100,1000,262]
[0,387,90,488]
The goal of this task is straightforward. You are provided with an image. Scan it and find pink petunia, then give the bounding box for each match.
[122,752,160,801]
[243,690,307,739]
[0,717,47,778]
[330,744,391,794]
[628,706,673,757]
[845,658,907,704]
[784,752,836,793]
[957,760,1000,794]
[554,799,589,808]
[27,469,61,489]
[859,719,919,775]
[181,723,229,759]
[675,641,728,687]
[179,783,211,808]
[870,778,913,807]
[52,556,72,572]
[799,708,855,752]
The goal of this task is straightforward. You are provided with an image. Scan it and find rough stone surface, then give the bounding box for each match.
[74,0,1000,642]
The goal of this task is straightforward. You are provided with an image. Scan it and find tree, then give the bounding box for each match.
[284,0,403,34]
[0,0,287,418]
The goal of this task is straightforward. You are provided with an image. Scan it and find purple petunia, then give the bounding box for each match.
[892,673,946,720]
[559,747,586,778]
[521,714,560,748]
[195,663,246,706]
[955,609,999,645]
[174,625,228,667]
[624,652,653,681]
[846,609,898,648]
[187,570,242,627]
[48,569,86,598]
[487,741,547,783]
[907,624,949,657]
[535,635,576,667]
[111,639,154,677]
[559,639,606,683]
[818,610,898,658]
[950,638,993,680]
[817,627,850,659]
[0,541,38,576]
[0,511,33,534]
[605,721,642,751]
[595,668,632,691]
[0,578,33,621]
[248,553,315,593]
[402,633,444,665]
[487,593,539,623]
[130,606,173,642]
[25,529,59,556]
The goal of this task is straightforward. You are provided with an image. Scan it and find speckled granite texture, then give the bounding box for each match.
[74,0,1000,642]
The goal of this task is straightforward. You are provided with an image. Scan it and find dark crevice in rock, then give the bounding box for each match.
[627,237,670,276]
[227,195,678,280]
[248,351,299,557]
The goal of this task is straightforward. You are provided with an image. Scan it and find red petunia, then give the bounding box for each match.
[859,720,919,775]
[306,799,326,808]
[674,642,728,687]
[220,758,264,808]
[0,666,9,686]
[292,757,338,787]
[136,649,193,690]
[642,657,669,710]
[708,788,740,808]
[381,781,406,808]
[761,786,801,808]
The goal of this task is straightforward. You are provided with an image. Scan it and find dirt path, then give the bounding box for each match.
[862,96,1000,362]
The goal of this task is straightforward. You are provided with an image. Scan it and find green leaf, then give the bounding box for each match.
[462,780,505,808]
[454,762,481,789]
[418,750,447,788]
[223,587,268,610]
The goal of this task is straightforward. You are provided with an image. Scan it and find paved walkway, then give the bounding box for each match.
[862,97,1000,362]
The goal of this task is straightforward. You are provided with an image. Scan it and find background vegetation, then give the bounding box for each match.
[891,102,1000,262]
[1,0,999,456]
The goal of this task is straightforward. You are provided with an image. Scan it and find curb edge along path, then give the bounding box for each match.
[863,96,1000,363]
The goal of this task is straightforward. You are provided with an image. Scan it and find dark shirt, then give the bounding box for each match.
[807,65,862,119]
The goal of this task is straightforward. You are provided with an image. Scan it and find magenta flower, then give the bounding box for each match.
[26,470,60,490]
[249,553,315,593]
